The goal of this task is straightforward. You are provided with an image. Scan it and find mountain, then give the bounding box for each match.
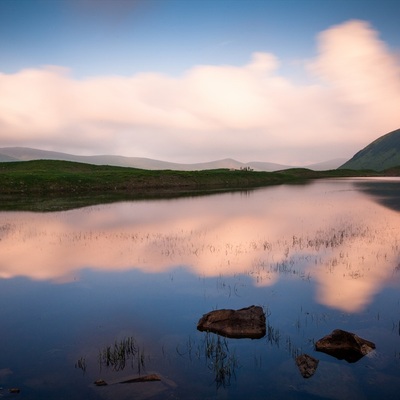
[0,147,344,171]
[339,128,400,171]
[0,147,285,171]
[305,158,348,171]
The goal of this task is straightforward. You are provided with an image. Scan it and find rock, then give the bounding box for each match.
[9,388,21,393]
[295,354,319,378]
[315,329,375,363]
[95,374,162,387]
[119,374,161,384]
[94,379,108,386]
[197,305,266,339]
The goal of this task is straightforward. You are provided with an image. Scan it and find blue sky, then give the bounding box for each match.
[0,0,399,165]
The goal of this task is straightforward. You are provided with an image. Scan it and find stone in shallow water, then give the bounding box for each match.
[94,374,162,386]
[197,305,266,339]
[94,380,107,386]
[315,329,376,363]
[295,354,319,378]
[119,374,161,384]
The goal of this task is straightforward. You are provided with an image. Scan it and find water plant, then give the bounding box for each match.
[204,332,239,388]
[176,333,239,388]
[98,336,145,373]
[75,357,86,374]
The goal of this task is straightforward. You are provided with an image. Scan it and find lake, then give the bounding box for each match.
[1,178,400,399]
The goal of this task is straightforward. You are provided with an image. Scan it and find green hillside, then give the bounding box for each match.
[0,159,300,195]
[339,128,400,171]
[0,160,387,196]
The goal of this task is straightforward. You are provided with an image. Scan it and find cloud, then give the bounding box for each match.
[309,20,400,138]
[2,178,399,313]
[0,20,399,163]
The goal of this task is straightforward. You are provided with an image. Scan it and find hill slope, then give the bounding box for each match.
[339,128,400,171]
[0,147,345,171]
[0,147,289,171]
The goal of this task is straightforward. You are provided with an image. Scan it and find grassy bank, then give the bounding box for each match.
[0,159,388,194]
[0,160,294,194]
[0,160,396,211]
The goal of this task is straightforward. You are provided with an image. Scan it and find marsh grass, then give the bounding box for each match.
[176,333,239,388]
[74,357,86,374]
[74,336,146,377]
[98,336,145,373]
[204,333,239,387]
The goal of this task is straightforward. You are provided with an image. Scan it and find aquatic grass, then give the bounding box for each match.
[266,323,281,347]
[3,208,395,290]
[98,336,145,373]
[176,333,239,388]
[266,318,303,359]
[75,357,86,374]
[204,333,239,388]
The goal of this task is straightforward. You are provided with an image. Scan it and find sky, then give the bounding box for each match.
[0,0,399,165]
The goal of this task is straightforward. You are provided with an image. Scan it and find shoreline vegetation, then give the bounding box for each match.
[1,160,399,211]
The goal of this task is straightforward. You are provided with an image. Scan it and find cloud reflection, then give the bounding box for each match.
[1,180,400,312]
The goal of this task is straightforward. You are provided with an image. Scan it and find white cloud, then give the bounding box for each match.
[0,20,399,164]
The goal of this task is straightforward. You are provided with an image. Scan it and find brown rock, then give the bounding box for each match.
[295,354,319,378]
[315,329,375,363]
[94,379,108,386]
[119,374,161,384]
[197,305,266,339]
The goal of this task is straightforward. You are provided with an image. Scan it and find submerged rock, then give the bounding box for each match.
[119,374,161,384]
[197,305,266,339]
[315,329,375,363]
[295,354,319,378]
[94,380,108,386]
[94,374,161,387]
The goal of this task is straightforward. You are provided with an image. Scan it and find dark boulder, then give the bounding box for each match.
[197,305,266,339]
[315,329,375,363]
[295,354,319,378]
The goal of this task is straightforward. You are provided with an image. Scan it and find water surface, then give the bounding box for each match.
[1,178,400,399]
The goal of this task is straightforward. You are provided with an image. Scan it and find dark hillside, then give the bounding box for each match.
[339,128,400,171]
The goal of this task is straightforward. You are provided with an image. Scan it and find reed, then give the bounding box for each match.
[204,333,239,388]
[98,336,145,372]
[74,357,86,373]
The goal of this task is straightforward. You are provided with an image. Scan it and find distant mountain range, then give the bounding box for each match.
[340,128,400,171]
[0,147,346,171]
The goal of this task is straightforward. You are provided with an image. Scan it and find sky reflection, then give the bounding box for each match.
[1,179,399,312]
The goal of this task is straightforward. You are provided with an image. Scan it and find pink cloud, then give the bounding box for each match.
[0,20,399,163]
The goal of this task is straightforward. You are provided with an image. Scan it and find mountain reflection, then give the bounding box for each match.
[354,178,400,212]
[1,179,400,312]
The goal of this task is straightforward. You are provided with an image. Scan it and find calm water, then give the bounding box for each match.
[1,178,400,399]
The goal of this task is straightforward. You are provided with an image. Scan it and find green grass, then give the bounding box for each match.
[339,128,400,171]
[0,159,315,196]
[0,160,397,211]
[0,160,287,193]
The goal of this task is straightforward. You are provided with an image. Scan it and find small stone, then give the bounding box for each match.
[295,354,319,378]
[94,379,108,386]
[119,374,161,384]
